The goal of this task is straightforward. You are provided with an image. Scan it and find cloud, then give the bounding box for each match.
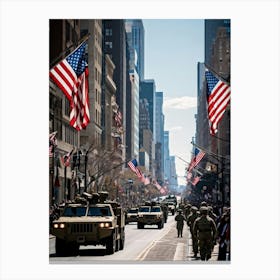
[167,126,183,132]
[163,96,197,110]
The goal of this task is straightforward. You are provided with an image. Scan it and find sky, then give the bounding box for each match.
[142,19,204,185]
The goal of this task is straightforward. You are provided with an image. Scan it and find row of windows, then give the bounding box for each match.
[94,46,102,66]
[95,67,102,84]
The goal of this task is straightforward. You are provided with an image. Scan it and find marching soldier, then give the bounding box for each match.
[193,206,217,261]
[187,206,199,258]
[175,209,186,237]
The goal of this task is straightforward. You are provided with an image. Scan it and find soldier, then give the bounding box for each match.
[208,206,218,223]
[200,201,208,207]
[183,203,192,219]
[193,206,217,261]
[217,208,230,260]
[175,209,186,237]
[161,202,169,223]
[187,206,199,258]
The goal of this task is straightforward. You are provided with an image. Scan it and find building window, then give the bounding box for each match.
[105,28,112,36]
[105,41,112,49]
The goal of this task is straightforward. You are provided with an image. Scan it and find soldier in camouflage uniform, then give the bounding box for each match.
[208,206,217,223]
[187,206,199,258]
[175,209,186,237]
[193,206,217,261]
[161,203,168,223]
[183,204,192,220]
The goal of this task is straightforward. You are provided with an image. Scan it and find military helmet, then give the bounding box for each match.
[200,201,208,207]
[191,206,198,212]
[208,206,213,212]
[200,206,208,215]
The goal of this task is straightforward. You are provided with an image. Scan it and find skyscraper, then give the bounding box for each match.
[155,92,164,182]
[124,19,145,81]
[103,19,128,161]
[140,79,156,136]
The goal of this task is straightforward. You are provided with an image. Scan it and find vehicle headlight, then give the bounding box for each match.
[53,223,65,229]
[99,222,111,228]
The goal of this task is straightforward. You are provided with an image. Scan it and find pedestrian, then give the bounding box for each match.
[175,209,186,237]
[193,206,217,261]
[187,206,199,258]
[217,207,230,260]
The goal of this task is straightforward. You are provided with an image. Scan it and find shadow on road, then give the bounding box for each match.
[49,247,107,258]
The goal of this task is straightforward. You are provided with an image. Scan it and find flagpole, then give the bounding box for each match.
[190,141,230,161]
[49,33,91,69]
[64,165,67,200]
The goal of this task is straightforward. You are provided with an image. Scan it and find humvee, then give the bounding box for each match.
[50,192,125,256]
[137,202,164,229]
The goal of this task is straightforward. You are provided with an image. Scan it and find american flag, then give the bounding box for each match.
[205,70,231,135]
[62,148,74,167]
[50,42,90,131]
[154,180,162,191]
[140,174,150,185]
[191,176,201,186]
[188,148,206,172]
[128,159,143,179]
[70,67,90,130]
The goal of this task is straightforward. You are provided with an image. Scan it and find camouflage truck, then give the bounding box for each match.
[50,192,125,256]
[137,202,164,229]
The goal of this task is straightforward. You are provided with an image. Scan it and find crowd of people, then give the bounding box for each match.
[174,201,230,261]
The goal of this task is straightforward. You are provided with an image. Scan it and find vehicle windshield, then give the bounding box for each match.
[87,206,112,216]
[151,207,161,212]
[139,206,150,212]
[128,209,138,213]
[63,206,87,217]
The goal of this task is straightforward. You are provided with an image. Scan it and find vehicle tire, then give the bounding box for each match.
[172,210,175,215]
[119,228,125,250]
[55,238,67,256]
[115,238,119,252]
[157,222,162,229]
[106,233,116,255]
[137,222,143,229]
[68,242,79,256]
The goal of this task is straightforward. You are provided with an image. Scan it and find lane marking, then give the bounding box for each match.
[173,242,185,261]
[136,240,157,261]
[135,225,174,261]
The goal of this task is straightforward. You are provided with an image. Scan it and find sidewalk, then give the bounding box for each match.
[185,227,219,261]
[141,223,219,262]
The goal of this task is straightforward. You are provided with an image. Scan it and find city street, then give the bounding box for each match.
[49,213,219,263]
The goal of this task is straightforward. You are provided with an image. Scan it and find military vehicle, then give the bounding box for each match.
[137,202,164,229]
[162,195,177,215]
[125,207,139,224]
[50,191,125,256]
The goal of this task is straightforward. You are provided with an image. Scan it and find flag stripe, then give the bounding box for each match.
[50,60,77,101]
[208,84,230,117]
[205,70,231,135]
